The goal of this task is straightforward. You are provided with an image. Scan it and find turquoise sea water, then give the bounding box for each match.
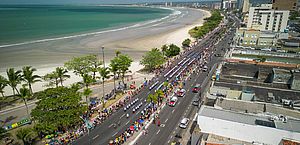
[0,5,171,45]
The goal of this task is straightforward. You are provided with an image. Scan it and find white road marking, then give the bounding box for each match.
[172,109,175,114]
[168,140,170,144]
[92,135,99,140]
[149,143,151,145]
[108,124,113,128]
[120,114,125,119]
[112,132,118,137]
[126,120,130,125]
[156,129,160,135]
[136,111,141,115]
[165,118,168,123]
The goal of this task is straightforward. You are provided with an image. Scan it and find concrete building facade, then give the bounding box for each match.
[247,4,290,32]
[197,106,300,145]
[272,0,298,11]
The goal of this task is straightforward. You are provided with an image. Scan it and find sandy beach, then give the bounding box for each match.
[0,7,210,95]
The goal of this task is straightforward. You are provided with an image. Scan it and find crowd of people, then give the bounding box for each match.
[109,103,158,145]
[45,32,215,145]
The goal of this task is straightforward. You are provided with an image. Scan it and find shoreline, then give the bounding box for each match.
[0,8,211,95]
[0,6,176,48]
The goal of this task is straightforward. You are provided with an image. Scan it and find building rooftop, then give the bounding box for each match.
[197,106,300,144]
[199,106,300,133]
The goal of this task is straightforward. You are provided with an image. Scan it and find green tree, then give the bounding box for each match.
[55,67,70,87]
[65,55,102,79]
[165,44,180,57]
[98,67,110,103]
[18,86,31,118]
[161,45,168,56]
[16,127,36,145]
[189,10,223,39]
[6,68,22,96]
[31,87,86,135]
[155,90,164,105]
[289,11,300,20]
[147,94,158,104]
[22,66,41,94]
[81,74,95,90]
[140,48,165,71]
[0,75,8,97]
[44,71,59,88]
[83,88,92,105]
[116,54,133,85]
[0,127,10,140]
[115,50,121,57]
[109,60,119,93]
[182,38,191,47]
[85,55,102,80]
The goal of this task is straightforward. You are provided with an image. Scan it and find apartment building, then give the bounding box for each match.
[247,4,289,32]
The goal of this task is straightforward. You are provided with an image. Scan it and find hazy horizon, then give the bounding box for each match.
[0,0,219,5]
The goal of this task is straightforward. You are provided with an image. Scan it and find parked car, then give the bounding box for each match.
[169,96,178,107]
[203,66,208,72]
[192,84,201,93]
[176,89,186,97]
[192,97,200,106]
[179,118,189,129]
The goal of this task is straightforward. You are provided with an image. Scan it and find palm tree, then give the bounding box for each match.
[115,50,121,57]
[55,67,70,87]
[22,66,41,95]
[16,127,35,145]
[6,68,22,96]
[147,94,158,104]
[0,75,8,97]
[83,88,92,105]
[161,45,168,56]
[82,74,94,89]
[109,60,119,93]
[156,90,164,105]
[18,86,31,118]
[98,67,110,104]
[44,72,59,88]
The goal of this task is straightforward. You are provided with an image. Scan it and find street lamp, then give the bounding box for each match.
[101,46,105,106]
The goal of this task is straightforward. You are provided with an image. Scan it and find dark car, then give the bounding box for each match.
[192,84,201,93]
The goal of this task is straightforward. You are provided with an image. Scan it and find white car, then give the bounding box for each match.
[179,118,189,129]
[169,96,178,107]
[176,89,186,97]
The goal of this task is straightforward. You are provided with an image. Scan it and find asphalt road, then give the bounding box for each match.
[74,14,238,145]
[136,15,239,145]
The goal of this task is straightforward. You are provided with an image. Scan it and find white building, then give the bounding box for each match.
[242,0,250,13]
[223,0,237,10]
[247,4,289,32]
[197,106,300,145]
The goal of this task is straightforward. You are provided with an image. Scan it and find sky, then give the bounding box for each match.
[0,0,209,5]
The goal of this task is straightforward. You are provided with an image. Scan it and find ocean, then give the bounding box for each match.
[0,5,172,46]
